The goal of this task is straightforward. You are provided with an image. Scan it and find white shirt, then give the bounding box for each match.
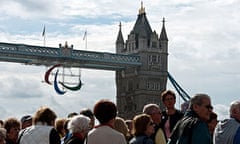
[86,125,127,144]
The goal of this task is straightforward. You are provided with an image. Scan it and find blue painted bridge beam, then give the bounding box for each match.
[0,42,141,70]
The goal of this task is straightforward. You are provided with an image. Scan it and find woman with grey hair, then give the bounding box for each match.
[64,115,90,144]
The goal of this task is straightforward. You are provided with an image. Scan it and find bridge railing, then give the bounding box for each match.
[0,42,59,57]
[72,50,140,64]
[0,42,141,66]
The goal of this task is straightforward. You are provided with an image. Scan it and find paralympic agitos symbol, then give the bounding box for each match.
[44,64,83,95]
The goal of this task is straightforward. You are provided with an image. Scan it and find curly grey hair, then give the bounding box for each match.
[68,115,90,133]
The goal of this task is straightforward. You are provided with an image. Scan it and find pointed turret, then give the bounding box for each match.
[116,22,124,44]
[131,2,152,38]
[160,17,168,41]
[116,22,124,53]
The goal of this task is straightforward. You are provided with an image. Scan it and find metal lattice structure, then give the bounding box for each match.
[0,42,141,70]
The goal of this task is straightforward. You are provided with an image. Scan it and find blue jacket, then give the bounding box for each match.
[234,128,240,144]
[168,110,211,144]
[129,135,154,144]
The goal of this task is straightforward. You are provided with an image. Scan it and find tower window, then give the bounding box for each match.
[148,55,160,65]
[146,82,150,89]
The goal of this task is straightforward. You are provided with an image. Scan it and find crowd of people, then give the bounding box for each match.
[0,90,239,144]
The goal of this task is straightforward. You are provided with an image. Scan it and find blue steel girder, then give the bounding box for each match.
[0,42,142,70]
[167,72,191,102]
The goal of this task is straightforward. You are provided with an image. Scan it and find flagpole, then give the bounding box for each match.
[83,30,87,50]
[85,31,87,50]
[44,34,46,47]
[42,25,46,47]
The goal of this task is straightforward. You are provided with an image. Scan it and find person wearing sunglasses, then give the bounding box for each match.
[129,114,155,144]
[168,94,213,144]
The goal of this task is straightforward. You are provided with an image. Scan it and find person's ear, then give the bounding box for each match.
[192,103,200,112]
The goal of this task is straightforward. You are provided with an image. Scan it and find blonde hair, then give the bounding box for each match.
[113,117,129,138]
[33,106,57,126]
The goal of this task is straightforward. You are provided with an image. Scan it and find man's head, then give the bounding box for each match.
[189,94,213,122]
[143,104,162,125]
[20,115,32,129]
[4,118,20,143]
[230,100,240,121]
[161,90,176,109]
[93,99,117,124]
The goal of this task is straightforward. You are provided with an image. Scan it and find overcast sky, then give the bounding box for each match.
[0,0,239,120]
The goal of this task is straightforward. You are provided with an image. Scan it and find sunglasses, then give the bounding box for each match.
[204,105,213,110]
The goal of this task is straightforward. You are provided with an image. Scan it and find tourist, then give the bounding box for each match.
[213,100,240,144]
[143,103,166,144]
[18,106,60,144]
[61,118,71,144]
[62,112,79,143]
[125,119,134,142]
[55,118,67,139]
[63,115,90,144]
[207,112,218,138]
[168,94,212,144]
[86,99,127,144]
[67,112,78,118]
[20,115,32,129]
[129,113,155,144]
[161,90,184,141]
[113,117,130,141]
[4,117,20,144]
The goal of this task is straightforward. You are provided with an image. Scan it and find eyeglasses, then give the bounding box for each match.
[204,105,213,110]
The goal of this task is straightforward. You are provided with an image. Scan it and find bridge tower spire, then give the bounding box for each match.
[116,22,124,53]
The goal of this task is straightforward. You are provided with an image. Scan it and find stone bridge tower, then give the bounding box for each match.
[115,3,169,119]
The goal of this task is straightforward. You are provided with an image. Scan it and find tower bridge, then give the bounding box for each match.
[0,4,190,119]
